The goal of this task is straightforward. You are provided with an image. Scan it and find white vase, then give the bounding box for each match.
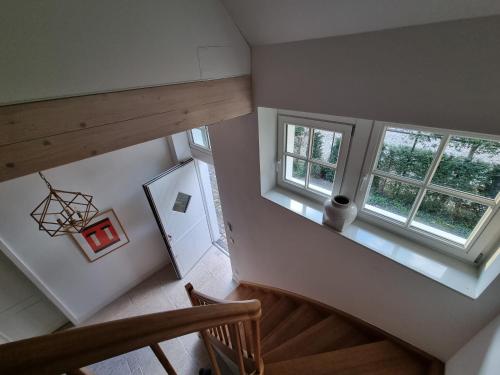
[322,195,358,232]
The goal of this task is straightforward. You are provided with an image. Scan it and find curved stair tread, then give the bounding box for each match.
[263,314,372,363]
[225,285,256,301]
[260,296,297,337]
[262,303,325,353]
[226,286,279,317]
[219,282,443,373]
[265,340,429,375]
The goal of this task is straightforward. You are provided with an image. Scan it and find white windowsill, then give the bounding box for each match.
[263,187,482,299]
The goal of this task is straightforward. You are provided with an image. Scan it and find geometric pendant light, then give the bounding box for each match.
[30,172,99,237]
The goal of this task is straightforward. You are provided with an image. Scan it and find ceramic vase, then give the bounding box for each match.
[322,195,358,232]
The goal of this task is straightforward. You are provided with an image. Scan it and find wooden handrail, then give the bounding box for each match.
[0,301,261,375]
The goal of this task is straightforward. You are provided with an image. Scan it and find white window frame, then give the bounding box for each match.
[277,115,353,203]
[188,126,211,153]
[187,125,214,165]
[354,122,500,264]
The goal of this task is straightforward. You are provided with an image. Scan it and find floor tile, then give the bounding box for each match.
[83,246,235,375]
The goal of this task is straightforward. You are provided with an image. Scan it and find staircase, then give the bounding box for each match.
[188,282,444,375]
[0,281,444,375]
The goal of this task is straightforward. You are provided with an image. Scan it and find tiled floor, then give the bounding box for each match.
[84,246,236,375]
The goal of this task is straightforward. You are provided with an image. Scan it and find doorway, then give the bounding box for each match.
[144,159,213,279]
[186,126,229,254]
[143,127,229,280]
[198,160,228,253]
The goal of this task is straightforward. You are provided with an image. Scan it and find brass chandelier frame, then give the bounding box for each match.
[30,172,99,237]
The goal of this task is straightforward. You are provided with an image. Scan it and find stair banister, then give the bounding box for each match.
[185,283,264,374]
[0,300,262,375]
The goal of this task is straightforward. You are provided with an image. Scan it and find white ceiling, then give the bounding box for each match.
[221,0,500,45]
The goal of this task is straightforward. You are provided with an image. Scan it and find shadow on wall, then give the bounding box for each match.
[446,314,500,375]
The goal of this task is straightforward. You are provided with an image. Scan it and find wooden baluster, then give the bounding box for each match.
[216,325,225,343]
[150,343,177,375]
[243,320,254,358]
[201,330,222,375]
[251,319,262,374]
[232,323,246,375]
[228,322,237,349]
[220,324,230,345]
[184,283,198,306]
[237,322,248,357]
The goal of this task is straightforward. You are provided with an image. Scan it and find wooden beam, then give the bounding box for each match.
[0,75,252,182]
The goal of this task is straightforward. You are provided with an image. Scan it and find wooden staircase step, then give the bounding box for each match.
[260,297,297,337]
[263,314,372,363]
[265,340,429,375]
[225,285,255,301]
[262,303,325,353]
[226,286,279,317]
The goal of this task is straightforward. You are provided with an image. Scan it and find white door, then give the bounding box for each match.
[0,250,67,342]
[143,159,212,278]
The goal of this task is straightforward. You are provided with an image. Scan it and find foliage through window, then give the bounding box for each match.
[362,126,500,249]
[278,116,351,200]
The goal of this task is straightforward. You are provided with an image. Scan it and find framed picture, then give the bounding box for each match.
[72,209,129,262]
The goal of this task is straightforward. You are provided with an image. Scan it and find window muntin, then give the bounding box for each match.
[189,126,211,150]
[286,124,309,157]
[284,156,307,186]
[278,116,352,201]
[308,163,335,195]
[362,125,500,251]
[365,176,419,223]
[432,136,500,199]
[411,192,489,243]
[376,128,442,181]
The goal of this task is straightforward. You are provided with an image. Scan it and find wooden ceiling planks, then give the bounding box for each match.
[0,75,253,182]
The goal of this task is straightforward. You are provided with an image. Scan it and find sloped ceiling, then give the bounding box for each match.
[221,0,500,45]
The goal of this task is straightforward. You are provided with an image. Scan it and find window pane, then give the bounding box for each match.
[285,156,307,186]
[365,176,419,222]
[411,191,488,244]
[308,163,335,195]
[432,136,500,199]
[376,127,442,180]
[191,126,210,149]
[286,124,309,157]
[311,129,342,165]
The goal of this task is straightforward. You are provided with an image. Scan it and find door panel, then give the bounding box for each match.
[173,218,211,275]
[144,159,212,278]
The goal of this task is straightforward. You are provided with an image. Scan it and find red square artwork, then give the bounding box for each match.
[81,218,120,253]
[72,209,129,262]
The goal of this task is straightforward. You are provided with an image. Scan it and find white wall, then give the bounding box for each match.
[446,313,500,375]
[209,17,500,361]
[253,16,500,136]
[0,0,250,324]
[0,250,67,341]
[211,113,500,362]
[0,0,250,104]
[0,138,175,323]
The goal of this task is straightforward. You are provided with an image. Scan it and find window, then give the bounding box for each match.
[277,115,352,201]
[358,123,500,262]
[189,126,211,151]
